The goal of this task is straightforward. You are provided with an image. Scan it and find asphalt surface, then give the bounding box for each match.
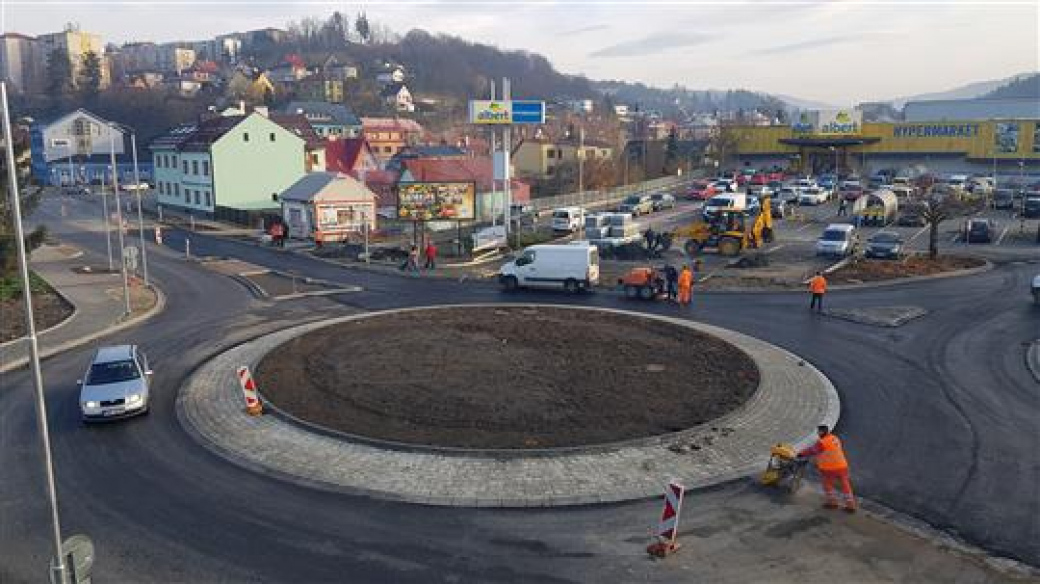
[1,192,1038,582]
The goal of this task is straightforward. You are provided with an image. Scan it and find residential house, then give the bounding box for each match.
[320,55,358,80]
[375,65,404,85]
[361,117,423,163]
[150,112,305,216]
[110,42,195,79]
[380,83,415,113]
[387,144,466,172]
[0,33,44,94]
[29,108,151,186]
[37,26,109,89]
[296,76,343,104]
[511,137,614,179]
[399,157,530,222]
[269,113,326,172]
[282,101,361,139]
[325,137,380,178]
[279,172,376,242]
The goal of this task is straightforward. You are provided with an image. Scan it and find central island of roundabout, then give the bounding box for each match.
[178,304,839,507]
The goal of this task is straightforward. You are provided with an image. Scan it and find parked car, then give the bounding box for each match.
[965,218,996,243]
[777,186,801,206]
[551,207,585,234]
[687,181,717,200]
[650,193,676,211]
[794,178,817,191]
[619,194,653,216]
[770,198,787,219]
[499,243,599,293]
[817,174,837,190]
[79,345,152,422]
[816,224,858,257]
[865,231,904,259]
[992,188,1016,210]
[896,204,926,227]
[713,178,736,192]
[1032,274,1040,305]
[840,184,865,201]
[797,187,829,205]
[1023,195,1040,218]
[62,185,91,196]
[703,193,747,219]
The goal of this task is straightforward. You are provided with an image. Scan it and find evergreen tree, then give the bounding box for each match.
[46,48,73,95]
[355,13,371,44]
[80,50,103,97]
[0,122,46,278]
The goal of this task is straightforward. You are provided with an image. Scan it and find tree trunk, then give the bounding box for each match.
[928,222,939,259]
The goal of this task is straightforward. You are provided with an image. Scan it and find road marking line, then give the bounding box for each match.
[797,222,815,232]
[764,243,787,254]
[907,225,929,244]
[996,226,1010,246]
[949,233,960,244]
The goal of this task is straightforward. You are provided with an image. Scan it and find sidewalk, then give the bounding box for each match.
[0,244,163,374]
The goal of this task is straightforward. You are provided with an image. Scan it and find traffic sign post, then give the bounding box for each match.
[647,480,685,558]
[51,535,94,584]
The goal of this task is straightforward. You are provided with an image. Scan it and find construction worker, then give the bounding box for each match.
[663,264,679,301]
[799,425,856,512]
[677,265,693,307]
[808,271,827,313]
[424,241,438,270]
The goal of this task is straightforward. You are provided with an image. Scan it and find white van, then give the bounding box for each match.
[816,224,858,257]
[703,193,746,218]
[552,207,585,234]
[499,244,599,293]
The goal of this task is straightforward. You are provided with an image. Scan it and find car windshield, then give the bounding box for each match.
[86,359,140,385]
[707,197,730,207]
[871,233,900,243]
[623,196,640,204]
[822,230,847,241]
[553,211,569,218]
[651,194,663,201]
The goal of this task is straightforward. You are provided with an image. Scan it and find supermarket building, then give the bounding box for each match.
[728,99,1040,178]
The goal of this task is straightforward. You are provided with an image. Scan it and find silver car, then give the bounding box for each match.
[79,345,152,422]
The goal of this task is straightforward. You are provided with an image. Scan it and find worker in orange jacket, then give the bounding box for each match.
[799,425,856,512]
[808,271,827,313]
[677,265,693,306]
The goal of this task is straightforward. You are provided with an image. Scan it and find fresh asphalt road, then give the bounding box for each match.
[1,194,1038,582]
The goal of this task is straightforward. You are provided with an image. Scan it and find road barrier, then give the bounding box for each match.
[529,175,694,214]
[235,366,264,416]
[647,480,685,558]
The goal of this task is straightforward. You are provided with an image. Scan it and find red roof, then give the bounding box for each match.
[325,138,374,175]
[401,158,529,202]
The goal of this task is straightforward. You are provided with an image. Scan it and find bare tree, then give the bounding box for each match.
[920,193,983,259]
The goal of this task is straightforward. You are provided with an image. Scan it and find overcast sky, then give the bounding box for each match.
[4,0,1038,104]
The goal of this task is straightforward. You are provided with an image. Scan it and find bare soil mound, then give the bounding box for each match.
[256,306,759,449]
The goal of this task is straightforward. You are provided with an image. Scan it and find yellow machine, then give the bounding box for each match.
[672,197,774,257]
[760,443,807,492]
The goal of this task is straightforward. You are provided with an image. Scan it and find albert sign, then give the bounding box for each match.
[469,100,545,125]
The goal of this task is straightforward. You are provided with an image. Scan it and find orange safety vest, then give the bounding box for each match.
[809,275,827,294]
[678,269,692,289]
[815,434,848,472]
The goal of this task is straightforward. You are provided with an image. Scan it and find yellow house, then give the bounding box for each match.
[512,138,614,178]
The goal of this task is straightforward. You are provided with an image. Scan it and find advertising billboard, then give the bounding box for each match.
[995,122,1020,153]
[791,109,862,135]
[468,100,546,124]
[398,182,476,221]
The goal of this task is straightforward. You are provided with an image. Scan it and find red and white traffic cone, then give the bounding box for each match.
[647,480,684,558]
[236,366,264,416]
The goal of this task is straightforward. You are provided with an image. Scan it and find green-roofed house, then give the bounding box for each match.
[151,112,306,217]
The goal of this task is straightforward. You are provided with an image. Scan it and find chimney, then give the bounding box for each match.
[254,106,269,118]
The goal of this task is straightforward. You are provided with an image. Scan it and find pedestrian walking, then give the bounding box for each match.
[664,264,678,301]
[408,245,420,273]
[808,271,827,313]
[424,241,438,270]
[677,264,693,307]
[798,425,856,512]
[837,198,848,217]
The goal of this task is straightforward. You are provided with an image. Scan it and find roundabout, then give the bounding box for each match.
[177,304,840,506]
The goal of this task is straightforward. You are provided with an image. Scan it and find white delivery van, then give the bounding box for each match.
[552,207,585,233]
[499,244,599,293]
[703,193,747,219]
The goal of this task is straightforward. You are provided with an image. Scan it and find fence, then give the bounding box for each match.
[527,174,697,214]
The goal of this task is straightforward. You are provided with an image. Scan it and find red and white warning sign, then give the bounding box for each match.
[647,480,684,558]
[236,366,264,416]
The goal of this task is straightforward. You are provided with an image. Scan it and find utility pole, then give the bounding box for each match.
[489,80,497,226]
[1,82,69,584]
[578,126,585,195]
[100,163,113,271]
[130,133,149,286]
[503,77,512,245]
[108,124,131,316]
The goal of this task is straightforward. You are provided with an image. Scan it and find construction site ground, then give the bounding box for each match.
[254,305,759,449]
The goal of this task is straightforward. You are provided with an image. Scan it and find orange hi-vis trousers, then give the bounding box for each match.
[821,468,856,509]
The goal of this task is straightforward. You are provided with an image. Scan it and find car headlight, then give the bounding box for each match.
[127,394,143,404]
[83,401,99,408]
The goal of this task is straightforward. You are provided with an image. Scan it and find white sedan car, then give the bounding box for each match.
[79,345,152,422]
[797,187,829,205]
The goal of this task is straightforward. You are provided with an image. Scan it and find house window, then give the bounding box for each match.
[384,146,392,153]
[204,192,211,206]
[547,149,556,159]
[202,161,210,176]
[192,160,199,175]
[243,132,250,142]
[310,154,319,165]
[158,182,164,195]
[174,184,180,197]
[269,133,276,142]
[194,191,200,205]
[183,161,189,174]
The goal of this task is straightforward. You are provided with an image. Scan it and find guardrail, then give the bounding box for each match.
[528,174,696,214]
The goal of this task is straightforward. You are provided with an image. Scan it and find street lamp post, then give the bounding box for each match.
[100,164,113,270]
[1,82,69,584]
[107,124,131,316]
[130,133,149,286]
